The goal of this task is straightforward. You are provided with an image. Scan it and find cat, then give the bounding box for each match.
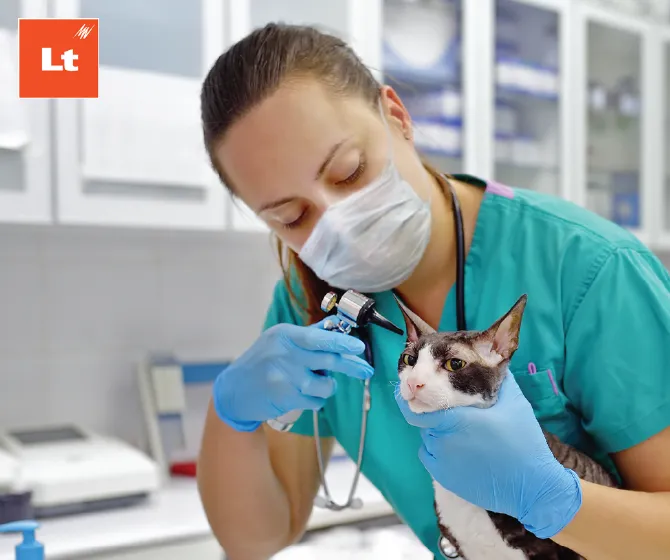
[395,294,618,560]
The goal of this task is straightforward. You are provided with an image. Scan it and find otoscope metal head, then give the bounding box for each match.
[320,290,404,335]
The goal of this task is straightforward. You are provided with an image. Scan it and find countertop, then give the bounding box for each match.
[0,461,394,559]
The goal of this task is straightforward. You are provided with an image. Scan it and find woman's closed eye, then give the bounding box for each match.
[282,208,309,230]
[281,156,368,230]
[334,155,367,187]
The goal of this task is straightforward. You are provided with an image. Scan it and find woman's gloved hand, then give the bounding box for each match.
[214,320,374,432]
[395,371,582,539]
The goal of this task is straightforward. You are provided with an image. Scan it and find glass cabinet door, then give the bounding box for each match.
[493,0,562,196]
[81,0,204,78]
[53,0,226,229]
[581,10,645,231]
[76,0,211,187]
[382,0,464,174]
[249,0,349,39]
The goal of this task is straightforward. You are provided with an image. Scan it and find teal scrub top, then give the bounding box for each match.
[262,175,670,558]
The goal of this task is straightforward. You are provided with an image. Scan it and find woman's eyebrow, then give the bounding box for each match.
[315,137,351,180]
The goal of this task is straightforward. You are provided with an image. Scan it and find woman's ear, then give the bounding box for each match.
[380,85,413,142]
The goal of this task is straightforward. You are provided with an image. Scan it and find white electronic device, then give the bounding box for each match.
[0,425,161,517]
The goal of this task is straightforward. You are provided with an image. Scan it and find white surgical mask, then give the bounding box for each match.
[298,105,432,293]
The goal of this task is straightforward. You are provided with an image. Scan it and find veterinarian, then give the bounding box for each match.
[197,23,670,560]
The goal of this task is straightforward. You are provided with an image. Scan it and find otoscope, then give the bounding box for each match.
[320,289,404,336]
[266,289,403,433]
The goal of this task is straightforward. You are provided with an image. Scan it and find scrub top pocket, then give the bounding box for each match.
[512,365,571,434]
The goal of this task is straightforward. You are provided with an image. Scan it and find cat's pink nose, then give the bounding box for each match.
[407,380,425,395]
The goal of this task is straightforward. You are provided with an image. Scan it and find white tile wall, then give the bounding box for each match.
[0,225,280,450]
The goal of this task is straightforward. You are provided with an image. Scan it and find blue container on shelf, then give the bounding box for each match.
[612,192,640,228]
[0,520,44,559]
[611,172,640,228]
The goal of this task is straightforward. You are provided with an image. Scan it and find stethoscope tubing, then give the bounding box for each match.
[312,175,467,558]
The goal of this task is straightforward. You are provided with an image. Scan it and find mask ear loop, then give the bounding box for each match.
[378,99,433,207]
[315,101,393,209]
[377,99,397,173]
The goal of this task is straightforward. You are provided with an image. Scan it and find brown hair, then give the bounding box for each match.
[200,23,441,324]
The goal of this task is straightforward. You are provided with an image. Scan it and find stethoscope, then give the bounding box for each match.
[267,177,466,559]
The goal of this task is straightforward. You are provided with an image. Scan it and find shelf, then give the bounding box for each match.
[496,85,559,102]
[495,160,559,172]
[0,461,393,560]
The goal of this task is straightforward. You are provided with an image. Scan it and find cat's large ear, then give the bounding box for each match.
[399,305,420,345]
[477,294,527,362]
[393,294,434,345]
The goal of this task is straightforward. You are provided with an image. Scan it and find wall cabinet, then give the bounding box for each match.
[2,0,670,247]
[52,0,227,230]
[574,3,653,242]
[381,0,669,249]
[492,0,567,200]
[0,0,51,224]
[383,0,465,174]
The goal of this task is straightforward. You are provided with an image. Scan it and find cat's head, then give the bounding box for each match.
[396,294,527,413]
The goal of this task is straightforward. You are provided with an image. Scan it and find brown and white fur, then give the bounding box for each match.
[395,294,618,560]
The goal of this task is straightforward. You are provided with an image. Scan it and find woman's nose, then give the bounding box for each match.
[317,189,345,209]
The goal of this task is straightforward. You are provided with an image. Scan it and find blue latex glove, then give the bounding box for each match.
[395,371,582,539]
[214,320,374,432]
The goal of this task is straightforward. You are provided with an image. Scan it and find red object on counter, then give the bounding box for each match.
[170,461,197,477]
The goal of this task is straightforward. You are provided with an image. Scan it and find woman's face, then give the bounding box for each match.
[214,78,430,252]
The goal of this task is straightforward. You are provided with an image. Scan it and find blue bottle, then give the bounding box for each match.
[0,520,44,559]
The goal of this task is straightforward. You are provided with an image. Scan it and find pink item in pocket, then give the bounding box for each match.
[527,362,559,396]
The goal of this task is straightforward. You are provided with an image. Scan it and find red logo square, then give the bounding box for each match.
[18,18,99,99]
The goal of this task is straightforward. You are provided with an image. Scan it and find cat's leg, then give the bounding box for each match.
[434,498,467,559]
[434,482,529,559]
[487,512,581,560]
[485,431,614,559]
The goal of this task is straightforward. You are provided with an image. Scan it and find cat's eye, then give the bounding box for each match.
[445,358,466,372]
[401,353,416,367]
